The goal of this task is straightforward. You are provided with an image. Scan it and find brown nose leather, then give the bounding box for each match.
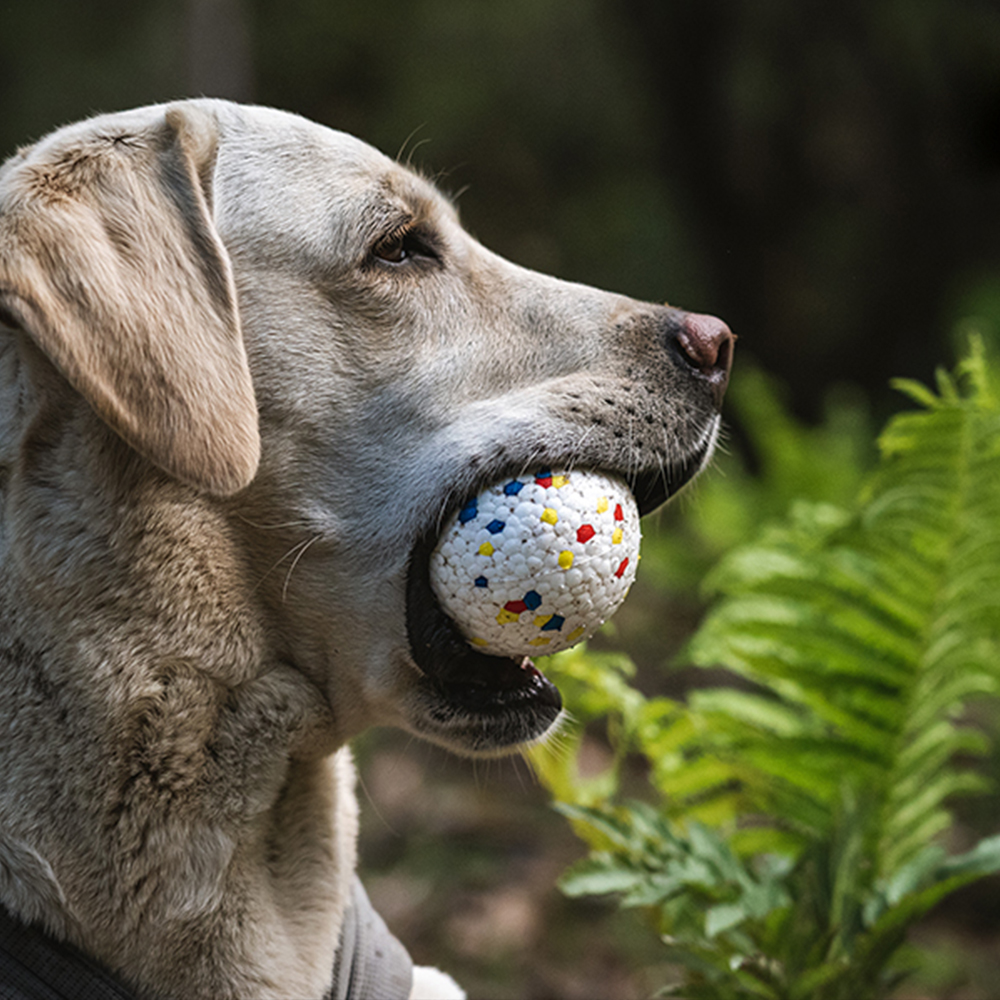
[675,312,735,407]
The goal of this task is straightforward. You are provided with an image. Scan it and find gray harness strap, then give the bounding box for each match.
[0,877,413,1000]
[326,878,413,1000]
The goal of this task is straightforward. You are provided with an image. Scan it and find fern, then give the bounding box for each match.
[687,341,1000,867]
[537,340,1000,998]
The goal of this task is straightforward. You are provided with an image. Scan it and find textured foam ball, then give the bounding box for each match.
[430,470,641,657]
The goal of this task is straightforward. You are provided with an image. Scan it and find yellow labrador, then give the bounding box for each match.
[0,100,733,999]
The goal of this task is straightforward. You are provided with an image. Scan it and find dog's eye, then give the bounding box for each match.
[374,233,409,264]
[372,227,440,267]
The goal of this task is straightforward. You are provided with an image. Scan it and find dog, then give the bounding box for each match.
[0,100,733,999]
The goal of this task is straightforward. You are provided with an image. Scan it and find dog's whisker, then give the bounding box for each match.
[235,514,316,531]
[281,533,322,602]
[395,122,428,165]
[511,747,542,791]
[249,534,317,597]
[530,709,579,765]
[354,764,402,837]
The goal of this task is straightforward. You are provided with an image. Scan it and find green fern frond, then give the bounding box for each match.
[686,340,1000,879]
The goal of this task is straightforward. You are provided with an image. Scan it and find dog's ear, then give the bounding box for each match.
[0,104,259,496]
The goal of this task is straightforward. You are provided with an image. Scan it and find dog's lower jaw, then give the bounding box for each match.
[406,671,564,758]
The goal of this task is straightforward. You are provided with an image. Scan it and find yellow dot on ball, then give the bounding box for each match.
[541,507,558,525]
[552,475,570,488]
[495,608,520,625]
[558,550,574,569]
[597,497,609,513]
[478,541,494,557]
[567,625,587,642]
[528,636,552,646]
[612,527,623,544]
[534,614,552,628]
[471,637,489,647]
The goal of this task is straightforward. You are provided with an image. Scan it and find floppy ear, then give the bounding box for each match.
[0,104,259,496]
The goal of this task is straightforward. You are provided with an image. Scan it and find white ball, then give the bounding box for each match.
[429,470,641,657]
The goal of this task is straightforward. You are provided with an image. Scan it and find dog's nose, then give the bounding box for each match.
[672,312,735,409]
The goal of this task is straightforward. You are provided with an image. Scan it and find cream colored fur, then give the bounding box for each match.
[0,100,724,999]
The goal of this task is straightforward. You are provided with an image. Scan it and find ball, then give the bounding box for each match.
[429,470,641,657]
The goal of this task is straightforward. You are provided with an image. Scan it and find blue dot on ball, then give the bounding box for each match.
[475,576,488,588]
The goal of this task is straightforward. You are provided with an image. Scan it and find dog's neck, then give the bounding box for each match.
[0,347,355,998]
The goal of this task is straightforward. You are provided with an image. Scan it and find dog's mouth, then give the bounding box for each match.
[403,439,715,754]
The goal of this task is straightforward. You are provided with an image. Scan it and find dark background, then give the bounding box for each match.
[3,2,1000,997]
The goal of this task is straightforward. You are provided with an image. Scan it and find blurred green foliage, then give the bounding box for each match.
[637,363,875,597]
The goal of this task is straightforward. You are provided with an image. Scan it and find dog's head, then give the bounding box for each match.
[0,100,732,758]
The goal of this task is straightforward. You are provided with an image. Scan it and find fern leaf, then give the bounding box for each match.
[685,344,1000,885]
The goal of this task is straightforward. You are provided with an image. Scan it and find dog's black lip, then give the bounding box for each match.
[422,659,562,716]
[406,524,563,712]
[631,442,712,517]
[404,439,714,712]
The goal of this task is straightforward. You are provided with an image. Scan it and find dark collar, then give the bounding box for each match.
[0,878,412,1000]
